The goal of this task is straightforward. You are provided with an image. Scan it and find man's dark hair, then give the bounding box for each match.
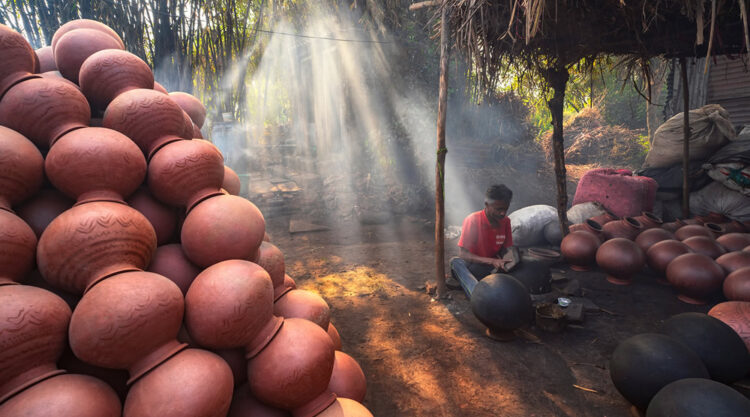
[485,184,512,203]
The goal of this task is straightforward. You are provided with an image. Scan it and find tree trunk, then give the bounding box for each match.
[546,65,570,237]
[435,3,450,299]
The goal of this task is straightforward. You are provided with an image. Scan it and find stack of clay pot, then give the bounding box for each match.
[0,20,371,417]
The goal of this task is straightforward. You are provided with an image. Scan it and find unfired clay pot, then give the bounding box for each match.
[560,230,601,271]
[328,323,342,351]
[103,88,186,158]
[0,285,70,403]
[717,233,750,252]
[0,125,44,211]
[635,228,674,254]
[716,251,750,274]
[0,210,37,286]
[646,240,691,277]
[223,166,242,196]
[595,238,645,285]
[682,235,726,259]
[169,91,207,128]
[37,201,157,294]
[724,267,750,302]
[147,139,225,210]
[53,28,124,84]
[34,46,56,73]
[147,244,201,295]
[256,241,286,294]
[602,217,642,241]
[51,19,124,52]
[0,23,36,99]
[127,187,177,245]
[181,195,265,268]
[45,127,147,203]
[316,398,373,417]
[0,77,90,148]
[228,383,291,417]
[708,301,750,352]
[16,189,73,238]
[79,49,154,111]
[666,253,725,304]
[327,351,366,402]
[274,289,331,330]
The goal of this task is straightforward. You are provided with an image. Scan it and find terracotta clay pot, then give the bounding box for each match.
[35,46,56,73]
[0,210,37,286]
[0,126,44,211]
[595,238,645,285]
[185,260,278,354]
[682,235,727,259]
[103,88,186,158]
[0,285,70,403]
[717,233,750,253]
[214,348,248,387]
[181,195,265,268]
[327,351,366,402]
[633,211,663,230]
[256,241,286,294]
[0,24,37,99]
[316,398,374,417]
[560,230,601,271]
[229,383,291,417]
[693,212,729,225]
[660,312,750,384]
[45,127,147,204]
[646,239,691,277]
[147,139,225,210]
[0,77,90,148]
[661,219,686,233]
[169,91,207,128]
[247,318,337,417]
[470,274,533,340]
[716,220,747,234]
[79,49,154,111]
[675,224,718,241]
[602,217,643,241]
[568,219,604,240]
[223,166,242,196]
[716,251,750,275]
[16,189,74,238]
[0,373,122,417]
[124,348,234,417]
[274,289,331,330]
[58,345,129,401]
[147,244,201,295]
[153,81,168,94]
[609,333,709,410]
[666,253,725,304]
[724,267,750,302]
[37,201,157,294]
[53,28,124,84]
[646,378,750,417]
[127,187,177,245]
[284,274,297,291]
[51,19,124,52]
[589,212,619,227]
[708,301,750,352]
[193,123,203,139]
[69,271,186,384]
[180,110,194,139]
[328,323,342,351]
[635,228,674,254]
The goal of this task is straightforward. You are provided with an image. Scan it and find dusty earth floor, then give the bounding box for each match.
[266,213,740,417]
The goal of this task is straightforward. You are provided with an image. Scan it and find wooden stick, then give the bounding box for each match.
[409,1,440,11]
[435,3,450,299]
[546,65,570,237]
[680,57,690,218]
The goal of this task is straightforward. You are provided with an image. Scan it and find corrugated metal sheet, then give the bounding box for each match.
[707,56,750,126]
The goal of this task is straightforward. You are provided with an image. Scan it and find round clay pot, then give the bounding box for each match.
[568,219,604,240]
[661,219,686,233]
[470,274,533,340]
[247,318,336,416]
[682,235,727,259]
[185,259,277,353]
[646,378,750,417]
[58,345,129,401]
[102,88,186,158]
[327,351,366,402]
[661,312,750,383]
[589,212,619,227]
[192,123,203,139]
[633,211,663,230]
[180,110,194,139]
[79,49,154,111]
[635,228,675,254]
[509,248,560,294]
[708,301,750,352]
[666,253,725,304]
[0,23,37,99]
[274,289,331,330]
[54,28,124,84]
[560,230,601,271]
[694,212,729,225]
[214,348,248,387]
[124,348,234,417]
[153,81,168,94]
[646,240,691,276]
[229,383,291,417]
[595,238,645,285]
[716,251,750,274]
[169,91,207,128]
[283,274,297,291]
[147,244,201,295]
[181,195,265,268]
[717,233,750,252]
[0,285,70,403]
[0,210,37,286]
[675,224,716,241]
[35,46,56,72]
[0,77,90,148]
[69,271,186,383]
[716,220,747,234]
[724,267,750,302]
[316,398,374,417]
[147,139,225,210]
[223,166,242,195]
[46,127,147,203]
[609,333,709,410]
[328,323,342,351]
[127,187,177,245]
[0,126,44,211]
[37,201,157,294]
[0,373,122,417]
[51,19,124,52]
[16,189,73,238]
[256,241,286,291]
[602,217,643,241]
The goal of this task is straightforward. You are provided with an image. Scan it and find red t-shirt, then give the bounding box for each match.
[457,210,513,258]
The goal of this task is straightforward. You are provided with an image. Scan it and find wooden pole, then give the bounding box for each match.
[435,3,450,298]
[409,1,440,11]
[547,65,570,237]
[680,57,690,218]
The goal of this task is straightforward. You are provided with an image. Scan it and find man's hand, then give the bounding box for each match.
[490,258,506,271]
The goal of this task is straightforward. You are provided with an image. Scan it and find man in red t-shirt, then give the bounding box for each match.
[450,184,515,297]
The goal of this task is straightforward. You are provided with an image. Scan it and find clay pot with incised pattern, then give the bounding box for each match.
[327,351,366,402]
[274,289,331,330]
[51,19,124,52]
[16,189,73,238]
[0,24,37,99]
[53,28,123,84]
[127,187,177,245]
[256,241,287,298]
[0,126,44,211]
[223,166,242,196]
[79,49,154,111]
[0,210,37,286]
[169,92,207,128]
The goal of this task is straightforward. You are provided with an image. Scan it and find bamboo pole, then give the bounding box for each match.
[435,3,450,299]
[680,57,691,218]
[547,65,570,237]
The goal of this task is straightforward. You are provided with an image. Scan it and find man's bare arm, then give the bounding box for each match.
[458,247,506,270]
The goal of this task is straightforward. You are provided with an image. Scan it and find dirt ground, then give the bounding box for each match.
[266,214,727,417]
